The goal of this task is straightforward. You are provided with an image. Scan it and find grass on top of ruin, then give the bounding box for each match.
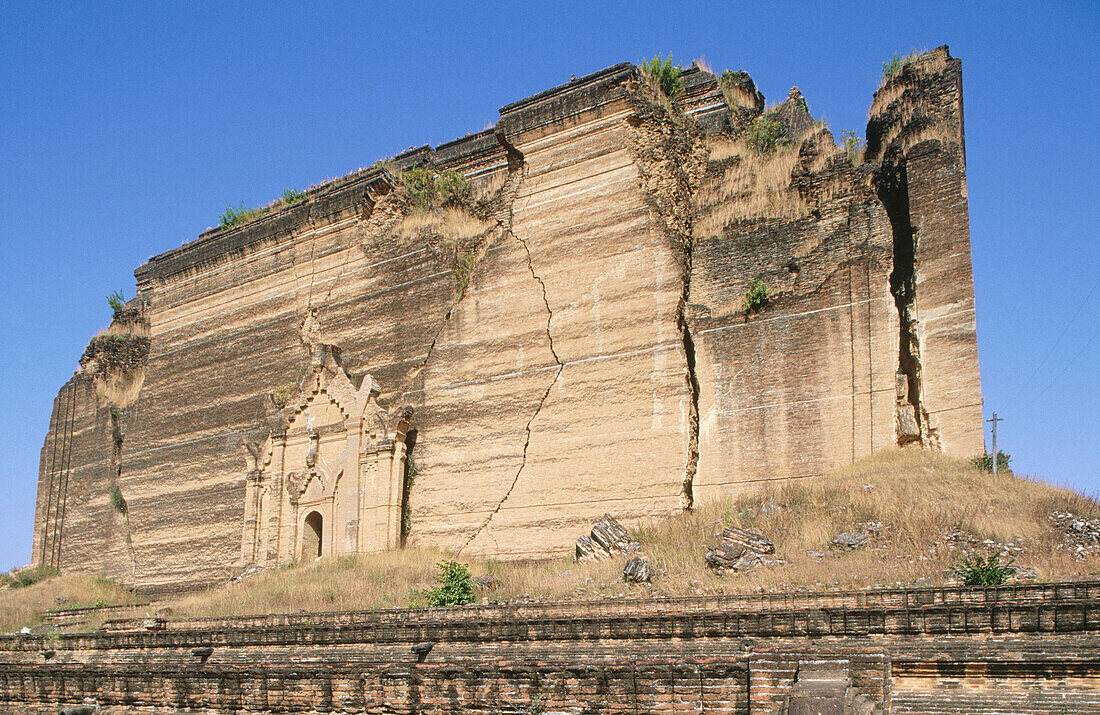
[4,450,1100,630]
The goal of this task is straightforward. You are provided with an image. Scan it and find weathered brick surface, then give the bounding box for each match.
[3,583,1100,712]
[33,48,984,592]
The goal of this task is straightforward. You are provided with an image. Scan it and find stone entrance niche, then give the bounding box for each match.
[241,347,412,566]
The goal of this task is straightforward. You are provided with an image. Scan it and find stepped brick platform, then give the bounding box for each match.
[3,581,1100,713]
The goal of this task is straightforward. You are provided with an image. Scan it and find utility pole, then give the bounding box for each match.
[987,413,1003,475]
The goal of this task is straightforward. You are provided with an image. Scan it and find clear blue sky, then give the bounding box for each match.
[1,2,1096,570]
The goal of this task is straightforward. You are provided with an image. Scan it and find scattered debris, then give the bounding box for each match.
[706,525,776,572]
[471,574,501,592]
[623,557,651,583]
[719,526,775,554]
[575,514,639,560]
[1051,511,1100,559]
[830,531,870,551]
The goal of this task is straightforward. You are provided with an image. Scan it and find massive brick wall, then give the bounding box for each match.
[2,582,1099,713]
[32,47,984,590]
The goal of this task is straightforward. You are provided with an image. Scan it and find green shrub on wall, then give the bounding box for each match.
[640,54,683,99]
[743,280,770,313]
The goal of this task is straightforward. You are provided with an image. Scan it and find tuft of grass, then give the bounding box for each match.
[640,54,683,99]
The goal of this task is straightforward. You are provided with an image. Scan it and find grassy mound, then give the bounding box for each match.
[6,451,1099,627]
[0,572,136,633]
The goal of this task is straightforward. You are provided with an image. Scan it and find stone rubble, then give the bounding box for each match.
[574,514,639,561]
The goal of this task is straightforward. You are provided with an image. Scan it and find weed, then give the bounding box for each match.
[971,451,1012,473]
[640,53,683,99]
[525,694,543,715]
[882,50,921,83]
[218,186,312,229]
[952,551,1016,586]
[453,249,478,300]
[422,560,474,607]
[281,187,307,205]
[400,168,471,211]
[745,116,789,156]
[109,485,127,515]
[106,291,126,315]
[271,383,295,409]
[91,599,108,609]
[841,129,864,164]
[743,280,769,313]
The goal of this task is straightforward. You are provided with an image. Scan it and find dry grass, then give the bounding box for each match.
[7,452,1098,627]
[396,207,493,244]
[695,137,808,235]
[0,573,136,633]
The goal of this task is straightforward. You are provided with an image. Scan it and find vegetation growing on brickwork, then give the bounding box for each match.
[695,136,807,231]
[399,167,471,212]
[952,551,1016,586]
[881,50,922,83]
[841,129,865,164]
[971,450,1013,473]
[271,382,297,409]
[640,54,683,99]
[106,291,126,315]
[744,116,789,156]
[218,185,310,230]
[742,280,770,313]
[109,485,128,515]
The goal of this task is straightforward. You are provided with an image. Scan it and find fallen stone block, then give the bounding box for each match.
[622,557,651,583]
[705,542,747,569]
[575,514,638,560]
[720,526,774,554]
[831,531,870,550]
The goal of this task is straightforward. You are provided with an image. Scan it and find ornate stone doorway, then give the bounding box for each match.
[241,346,413,567]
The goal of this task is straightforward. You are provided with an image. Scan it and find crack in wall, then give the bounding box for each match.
[460,155,565,552]
[624,79,707,510]
[876,160,939,449]
[676,266,701,510]
[109,409,138,581]
[388,160,525,410]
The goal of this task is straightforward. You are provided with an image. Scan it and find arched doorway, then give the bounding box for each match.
[303,511,323,560]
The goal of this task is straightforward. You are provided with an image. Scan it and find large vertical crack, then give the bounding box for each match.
[624,78,706,511]
[460,148,565,552]
[677,262,701,510]
[876,160,939,449]
[109,409,138,580]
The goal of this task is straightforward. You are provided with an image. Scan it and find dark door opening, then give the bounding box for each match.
[303,511,323,559]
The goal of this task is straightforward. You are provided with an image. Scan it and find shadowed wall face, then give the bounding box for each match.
[31,48,983,590]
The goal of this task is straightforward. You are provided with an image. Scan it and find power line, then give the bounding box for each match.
[1022,274,1100,394]
[1034,319,1100,400]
